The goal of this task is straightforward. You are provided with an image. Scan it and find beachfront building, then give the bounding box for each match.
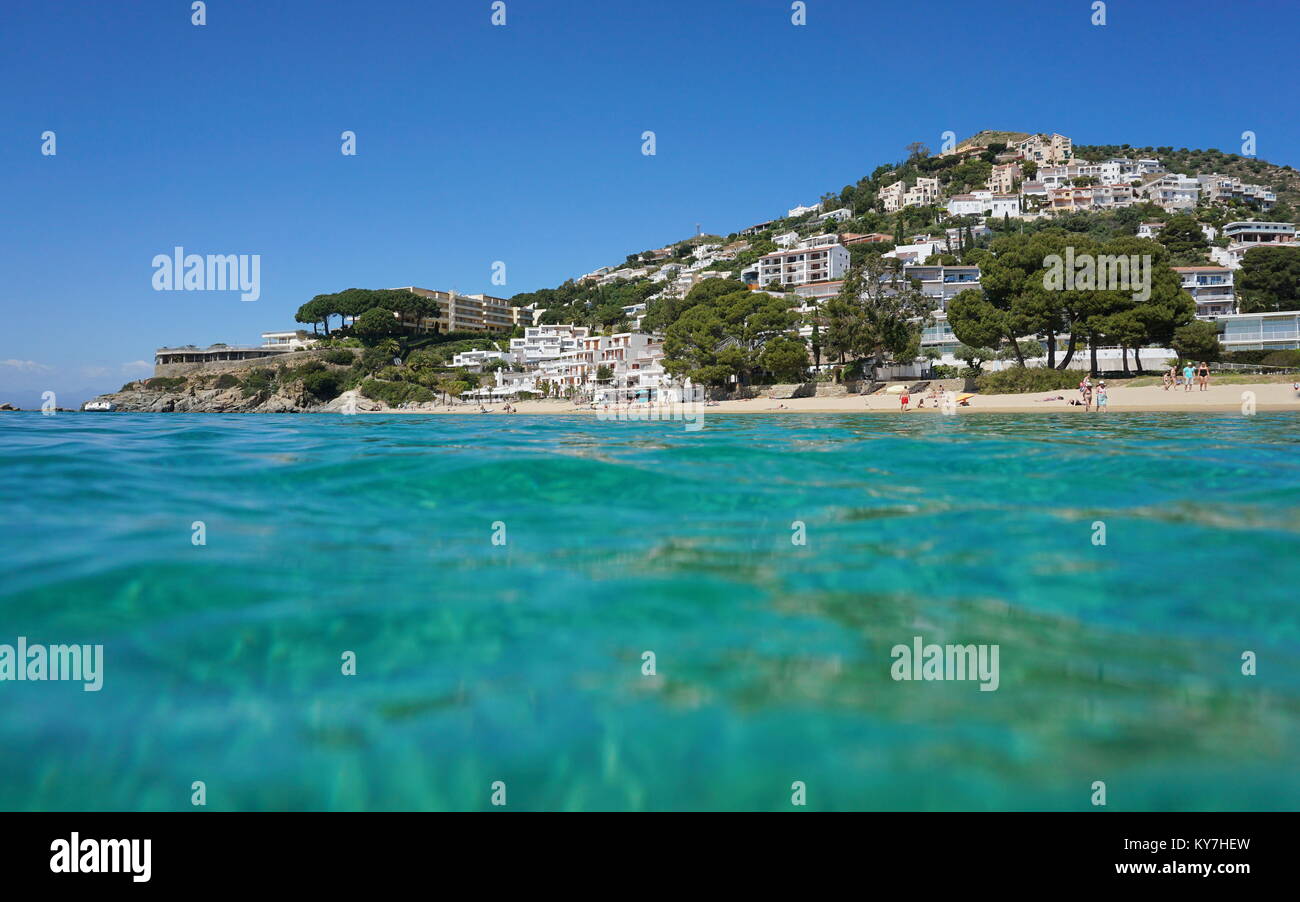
[260,330,319,351]
[1174,266,1236,317]
[508,324,591,367]
[449,348,510,372]
[756,243,850,288]
[1204,310,1300,351]
[154,343,289,375]
[398,287,525,333]
[905,264,981,358]
[491,331,669,400]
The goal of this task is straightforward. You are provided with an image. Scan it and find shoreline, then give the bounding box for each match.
[359,381,1300,415]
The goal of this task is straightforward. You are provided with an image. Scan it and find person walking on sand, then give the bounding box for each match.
[1198,361,1210,391]
[1096,381,1108,412]
[1182,362,1195,392]
[1083,380,1094,412]
[900,388,910,411]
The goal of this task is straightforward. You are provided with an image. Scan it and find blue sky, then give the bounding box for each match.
[3,0,1298,404]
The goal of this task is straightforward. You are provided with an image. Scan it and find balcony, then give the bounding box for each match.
[1222,331,1300,344]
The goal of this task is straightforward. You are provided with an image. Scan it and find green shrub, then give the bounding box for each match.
[930,364,959,379]
[1260,350,1300,368]
[240,368,276,398]
[301,369,343,401]
[976,366,1081,394]
[359,379,435,406]
[143,376,188,392]
[321,349,356,365]
[213,373,239,389]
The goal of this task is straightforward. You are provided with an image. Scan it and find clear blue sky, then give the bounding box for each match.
[3,0,1298,404]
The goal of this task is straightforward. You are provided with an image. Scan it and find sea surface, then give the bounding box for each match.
[2,411,1298,811]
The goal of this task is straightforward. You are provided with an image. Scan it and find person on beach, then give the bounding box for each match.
[1198,361,1210,391]
[1163,369,1174,390]
[900,388,910,411]
[1083,380,1094,412]
[1096,381,1108,412]
[1182,362,1195,391]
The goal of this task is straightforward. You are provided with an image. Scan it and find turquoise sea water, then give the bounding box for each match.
[1,411,1298,811]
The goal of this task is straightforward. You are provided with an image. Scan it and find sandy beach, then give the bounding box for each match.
[363,379,1300,415]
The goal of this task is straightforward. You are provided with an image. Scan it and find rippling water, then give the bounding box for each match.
[2,411,1298,810]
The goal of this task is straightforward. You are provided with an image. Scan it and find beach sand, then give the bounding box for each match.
[365,380,1300,415]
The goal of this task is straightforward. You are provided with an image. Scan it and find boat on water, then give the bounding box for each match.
[82,400,115,412]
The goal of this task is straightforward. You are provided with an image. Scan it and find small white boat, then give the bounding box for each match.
[83,400,115,412]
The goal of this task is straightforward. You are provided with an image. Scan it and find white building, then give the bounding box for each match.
[1173,266,1236,317]
[1203,311,1300,351]
[817,207,852,223]
[1139,173,1200,211]
[260,330,318,351]
[788,203,821,217]
[449,348,510,371]
[756,244,850,287]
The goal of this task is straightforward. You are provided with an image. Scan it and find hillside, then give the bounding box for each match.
[1075,142,1300,208]
[952,129,1030,152]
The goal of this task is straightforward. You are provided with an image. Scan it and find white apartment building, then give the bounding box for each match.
[818,207,852,223]
[1049,184,1136,213]
[508,324,591,367]
[260,330,317,351]
[1222,221,1296,245]
[1036,162,1104,189]
[788,203,821,217]
[903,177,941,208]
[988,194,1022,218]
[1139,173,1200,211]
[1173,266,1236,317]
[1206,311,1300,351]
[756,244,850,287]
[947,191,991,216]
[773,230,800,248]
[1198,174,1277,209]
[449,348,511,371]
